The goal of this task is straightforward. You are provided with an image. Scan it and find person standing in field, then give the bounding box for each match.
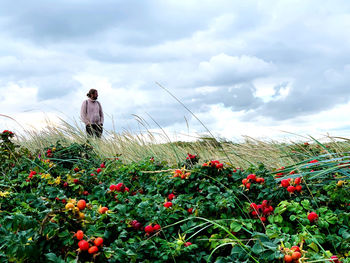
[81,89,104,138]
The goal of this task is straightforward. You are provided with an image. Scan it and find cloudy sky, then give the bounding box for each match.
[1,0,350,141]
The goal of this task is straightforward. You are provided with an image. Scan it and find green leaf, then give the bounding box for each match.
[261,241,278,250]
[301,200,310,210]
[58,229,70,238]
[45,253,66,263]
[252,242,265,254]
[274,215,283,223]
[289,215,297,221]
[308,242,319,252]
[230,221,242,232]
[274,206,287,215]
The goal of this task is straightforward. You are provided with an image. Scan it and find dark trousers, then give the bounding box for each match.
[86,124,103,138]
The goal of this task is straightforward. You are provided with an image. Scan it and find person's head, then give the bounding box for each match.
[87,89,98,100]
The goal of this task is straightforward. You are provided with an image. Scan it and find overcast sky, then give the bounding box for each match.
[1,0,350,141]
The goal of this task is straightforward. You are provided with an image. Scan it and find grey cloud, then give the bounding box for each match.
[0,0,139,42]
[0,0,213,45]
[243,65,350,121]
[272,82,288,99]
[195,54,275,86]
[35,74,82,100]
[186,83,263,112]
[87,48,179,64]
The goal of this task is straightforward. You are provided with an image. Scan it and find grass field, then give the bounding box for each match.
[1,120,349,262]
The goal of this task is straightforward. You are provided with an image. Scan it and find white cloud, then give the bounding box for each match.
[1,0,350,140]
[197,53,274,85]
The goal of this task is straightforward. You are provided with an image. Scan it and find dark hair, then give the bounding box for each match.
[87,89,97,98]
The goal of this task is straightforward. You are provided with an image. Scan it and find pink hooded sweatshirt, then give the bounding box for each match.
[80,99,104,125]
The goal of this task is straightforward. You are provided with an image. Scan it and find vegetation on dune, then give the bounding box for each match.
[0,127,350,262]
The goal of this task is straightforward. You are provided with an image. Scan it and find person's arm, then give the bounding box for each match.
[99,102,104,125]
[80,100,89,125]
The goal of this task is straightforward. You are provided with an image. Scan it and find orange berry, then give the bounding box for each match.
[284,255,293,263]
[78,212,85,219]
[65,203,74,209]
[292,252,302,260]
[99,207,109,214]
[76,230,84,240]
[88,245,98,254]
[94,237,103,247]
[77,200,86,210]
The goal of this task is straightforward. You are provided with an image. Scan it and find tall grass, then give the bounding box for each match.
[9,116,350,170]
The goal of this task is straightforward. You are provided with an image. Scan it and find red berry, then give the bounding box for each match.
[109,184,117,191]
[134,222,142,229]
[246,183,251,189]
[291,246,300,252]
[247,174,256,181]
[144,225,153,233]
[184,242,192,247]
[242,178,248,185]
[294,177,301,185]
[295,185,302,192]
[187,208,193,214]
[164,202,172,208]
[263,208,270,215]
[250,203,258,210]
[115,183,124,192]
[100,163,106,168]
[216,163,223,169]
[96,168,102,173]
[330,255,339,263]
[78,240,90,251]
[287,186,296,193]
[260,217,266,222]
[153,224,161,231]
[281,179,290,188]
[73,179,79,184]
[74,167,79,172]
[168,193,175,200]
[262,200,268,207]
[307,212,318,223]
